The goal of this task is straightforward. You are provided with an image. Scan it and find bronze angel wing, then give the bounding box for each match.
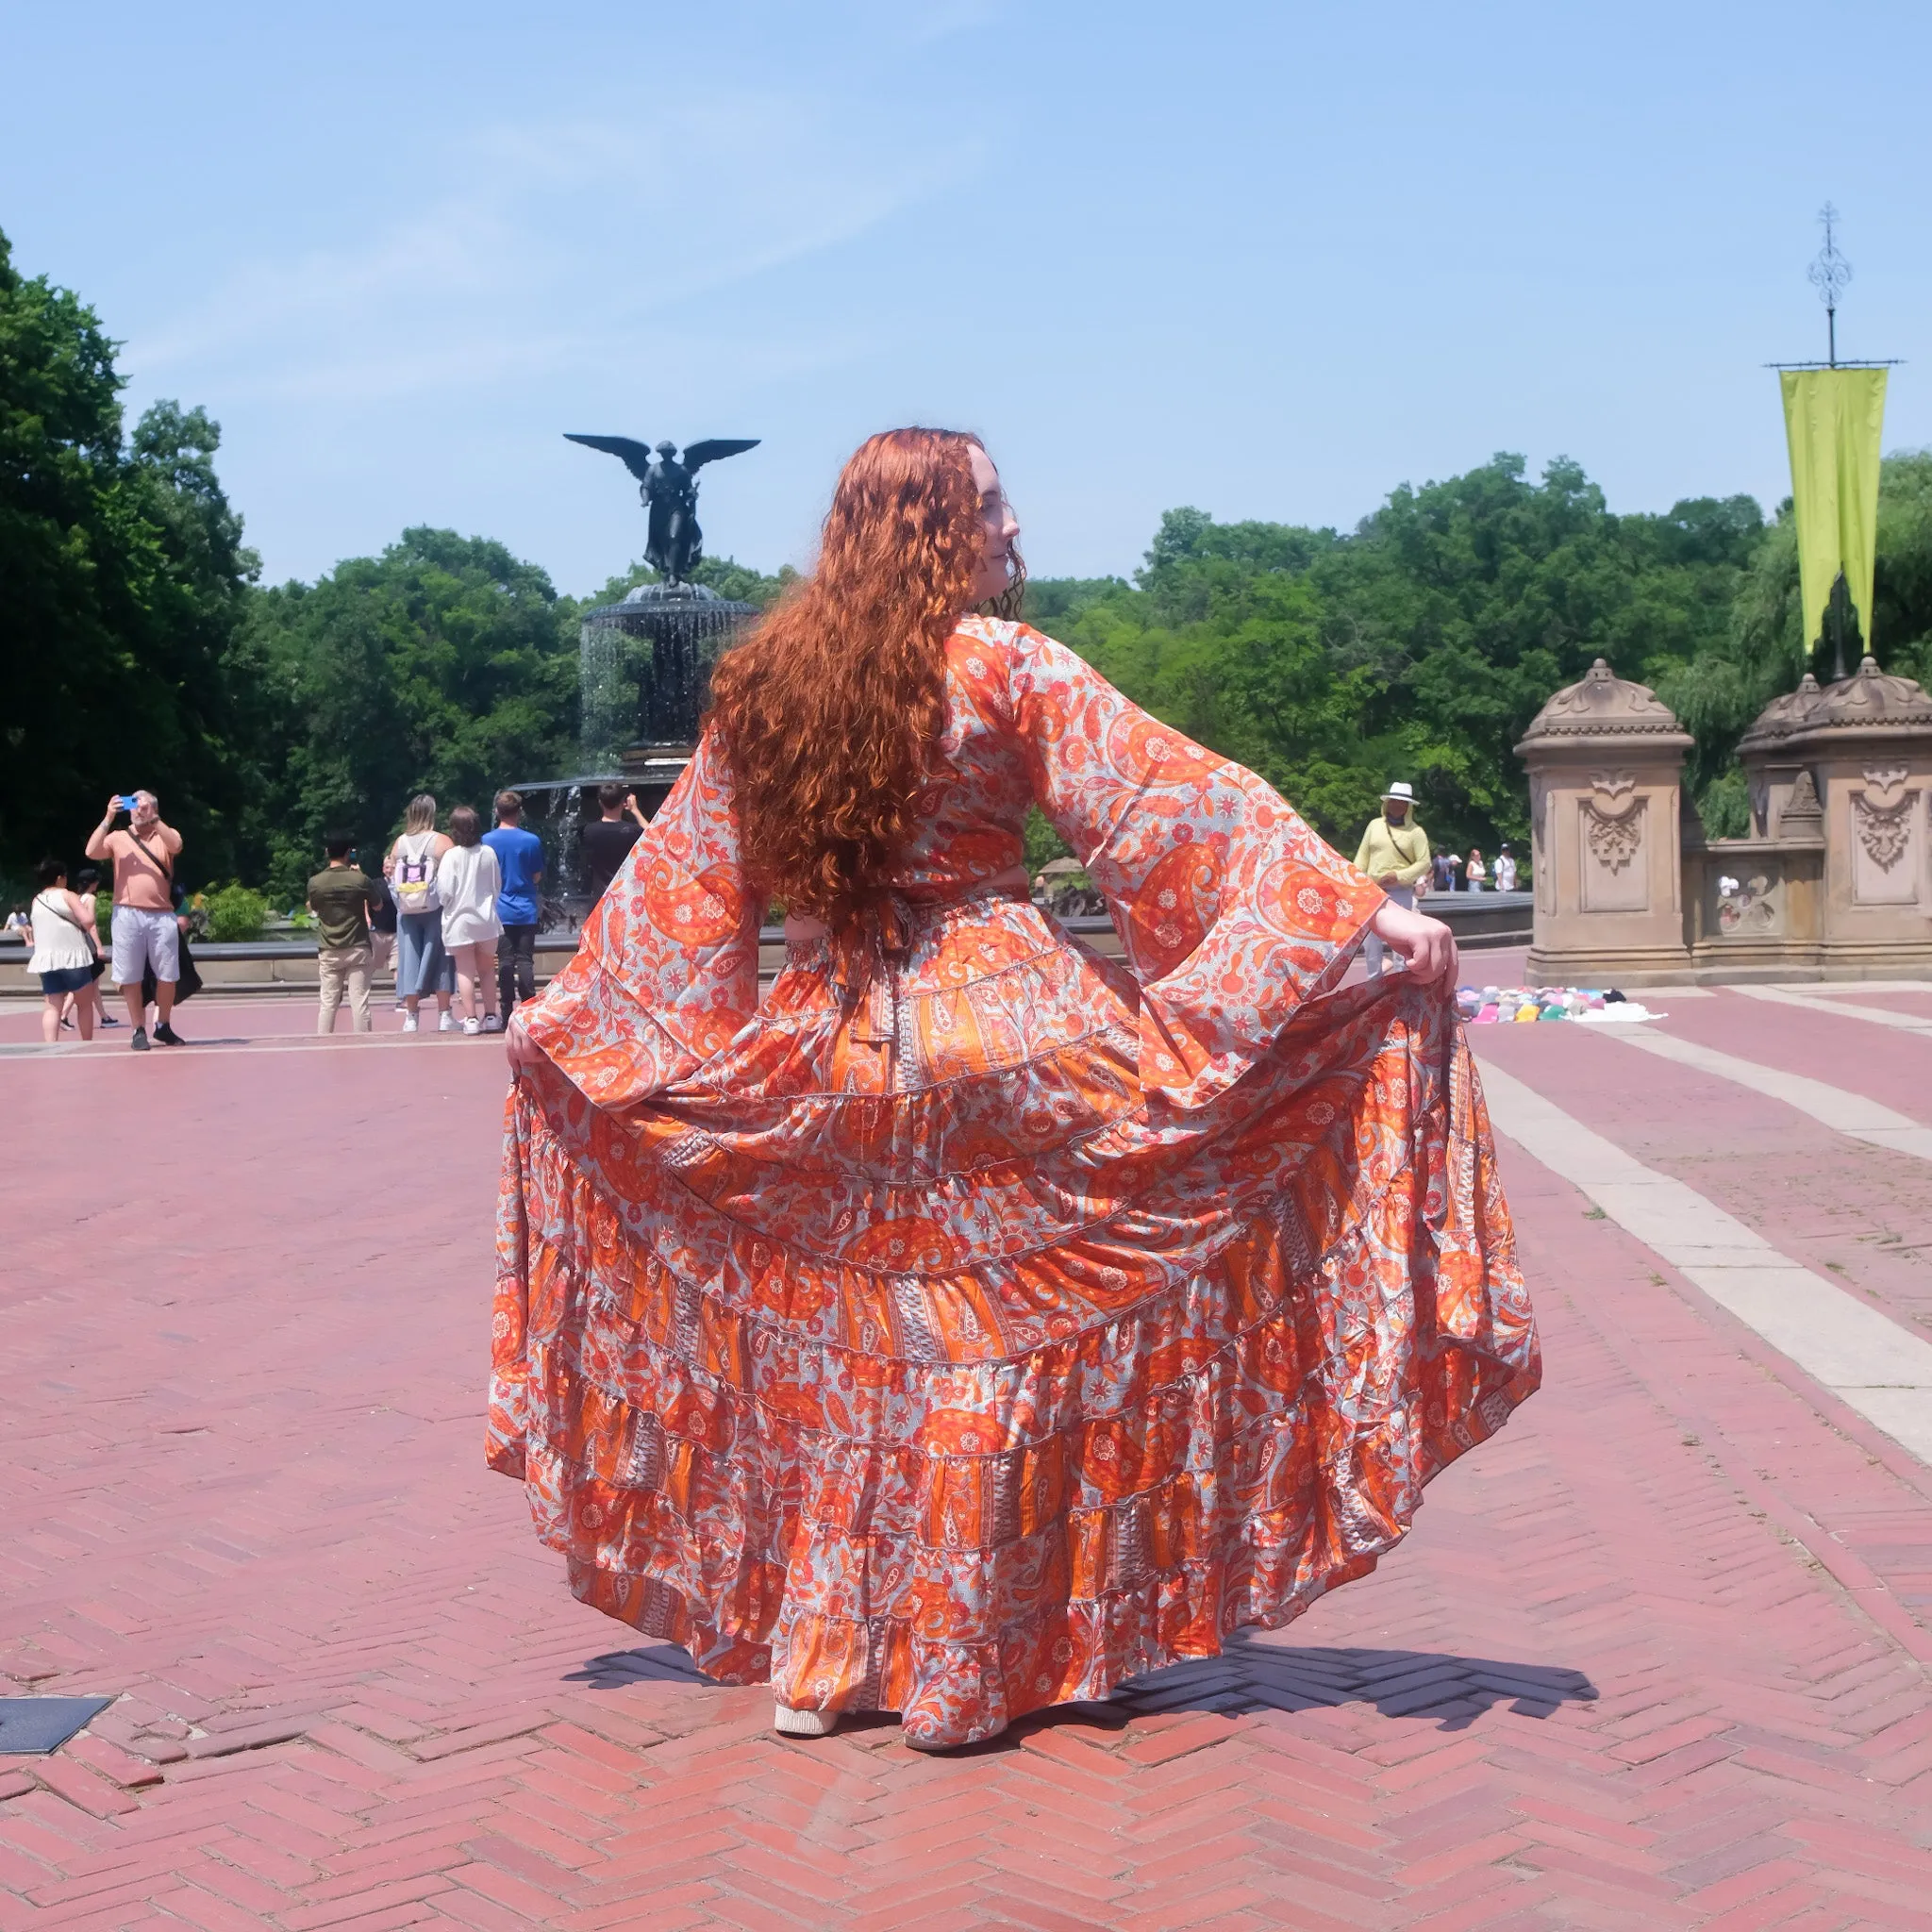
[563,434,657,483]
[681,439,760,473]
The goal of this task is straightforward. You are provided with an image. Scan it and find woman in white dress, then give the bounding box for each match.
[437,806,504,1034]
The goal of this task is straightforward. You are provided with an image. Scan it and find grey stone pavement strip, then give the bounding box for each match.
[1595,1022,1932,1161]
[1478,1059,1932,1467]
[1734,982,1932,1035]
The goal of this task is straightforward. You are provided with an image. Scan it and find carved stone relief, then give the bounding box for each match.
[1854,791,1913,871]
[1714,869,1782,938]
[1579,772,1648,913]
[1583,801,1642,873]
[1851,766,1920,906]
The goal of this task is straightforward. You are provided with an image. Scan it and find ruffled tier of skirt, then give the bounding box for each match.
[488,978,1541,1746]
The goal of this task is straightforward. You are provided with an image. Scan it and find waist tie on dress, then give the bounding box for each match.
[783,865,1031,1047]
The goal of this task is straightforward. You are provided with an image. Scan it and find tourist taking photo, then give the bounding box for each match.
[578,782,647,906]
[84,791,185,1050]
[308,832,384,1034]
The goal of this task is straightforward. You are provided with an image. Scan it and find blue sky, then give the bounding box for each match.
[6,0,1930,596]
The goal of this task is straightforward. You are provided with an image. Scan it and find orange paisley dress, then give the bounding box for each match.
[488,617,1540,1747]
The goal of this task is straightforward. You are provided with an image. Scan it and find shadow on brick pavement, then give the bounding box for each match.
[574,1639,1600,1731]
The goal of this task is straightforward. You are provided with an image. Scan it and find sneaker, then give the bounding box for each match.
[438,1011,456,1033]
[60,1015,75,1030]
[481,1014,504,1033]
[774,1705,840,1739]
[153,1022,185,1046]
[99,1013,121,1026]
[461,1016,482,1036]
[130,1027,150,1052]
[401,1014,419,1033]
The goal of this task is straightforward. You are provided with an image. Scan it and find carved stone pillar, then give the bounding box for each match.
[1736,657,1932,976]
[1516,660,1694,984]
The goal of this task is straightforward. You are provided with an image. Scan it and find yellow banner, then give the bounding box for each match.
[1780,367,1887,660]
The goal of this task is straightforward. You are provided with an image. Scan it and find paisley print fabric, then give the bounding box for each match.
[489,619,1541,1746]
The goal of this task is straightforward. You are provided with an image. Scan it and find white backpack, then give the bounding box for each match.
[393,834,439,912]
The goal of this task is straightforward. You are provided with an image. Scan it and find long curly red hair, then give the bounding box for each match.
[708,427,989,930]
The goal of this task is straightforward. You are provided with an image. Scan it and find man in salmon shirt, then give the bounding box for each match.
[85,791,185,1051]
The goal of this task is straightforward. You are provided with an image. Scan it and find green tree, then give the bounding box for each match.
[1872,452,1932,679]
[244,528,578,902]
[1025,458,1770,858]
[0,227,258,882]
[1314,458,1763,852]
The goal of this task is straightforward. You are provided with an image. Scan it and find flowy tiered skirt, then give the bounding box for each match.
[488,900,1539,1747]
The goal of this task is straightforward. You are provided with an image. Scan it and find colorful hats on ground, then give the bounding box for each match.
[1456,985,1662,1024]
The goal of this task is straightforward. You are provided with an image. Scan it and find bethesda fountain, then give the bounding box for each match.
[512,433,763,922]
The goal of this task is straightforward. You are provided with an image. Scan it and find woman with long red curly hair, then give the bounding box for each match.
[494,429,1540,1750]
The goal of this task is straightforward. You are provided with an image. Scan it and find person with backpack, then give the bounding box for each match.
[84,791,185,1050]
[27,858,99,1042]
[389,795,456,1034]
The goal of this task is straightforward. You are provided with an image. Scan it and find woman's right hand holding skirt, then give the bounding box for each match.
[1370,896,1458,984]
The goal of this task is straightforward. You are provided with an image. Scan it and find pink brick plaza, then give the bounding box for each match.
[4,977,1932,1929]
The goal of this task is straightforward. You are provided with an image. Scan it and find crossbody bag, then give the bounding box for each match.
[127,826,176,890]
[36,892,100,960]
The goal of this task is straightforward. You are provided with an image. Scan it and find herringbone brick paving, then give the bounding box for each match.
[4,991,1930,1927]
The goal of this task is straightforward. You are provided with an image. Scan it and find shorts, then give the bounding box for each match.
[39,964,94,995]
[396,909,454,999]
[111,906,180,986]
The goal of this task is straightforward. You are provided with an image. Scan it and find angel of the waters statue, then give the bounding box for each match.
[564,434,759,585]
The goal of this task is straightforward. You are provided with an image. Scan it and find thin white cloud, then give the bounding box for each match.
[129,88,978,406]
[839,0,1004,50]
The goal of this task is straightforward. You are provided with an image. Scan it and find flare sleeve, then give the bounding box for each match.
[516,735,760,1108]
[1005,624,1382,1110]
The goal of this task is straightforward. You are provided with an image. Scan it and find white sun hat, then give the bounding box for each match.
[1380,781,1416,804]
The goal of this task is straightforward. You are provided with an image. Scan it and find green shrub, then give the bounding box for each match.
[94,890,112,934]
[205,883,268,941]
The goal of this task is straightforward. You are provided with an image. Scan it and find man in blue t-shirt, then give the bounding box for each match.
[482,791,546,1015]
